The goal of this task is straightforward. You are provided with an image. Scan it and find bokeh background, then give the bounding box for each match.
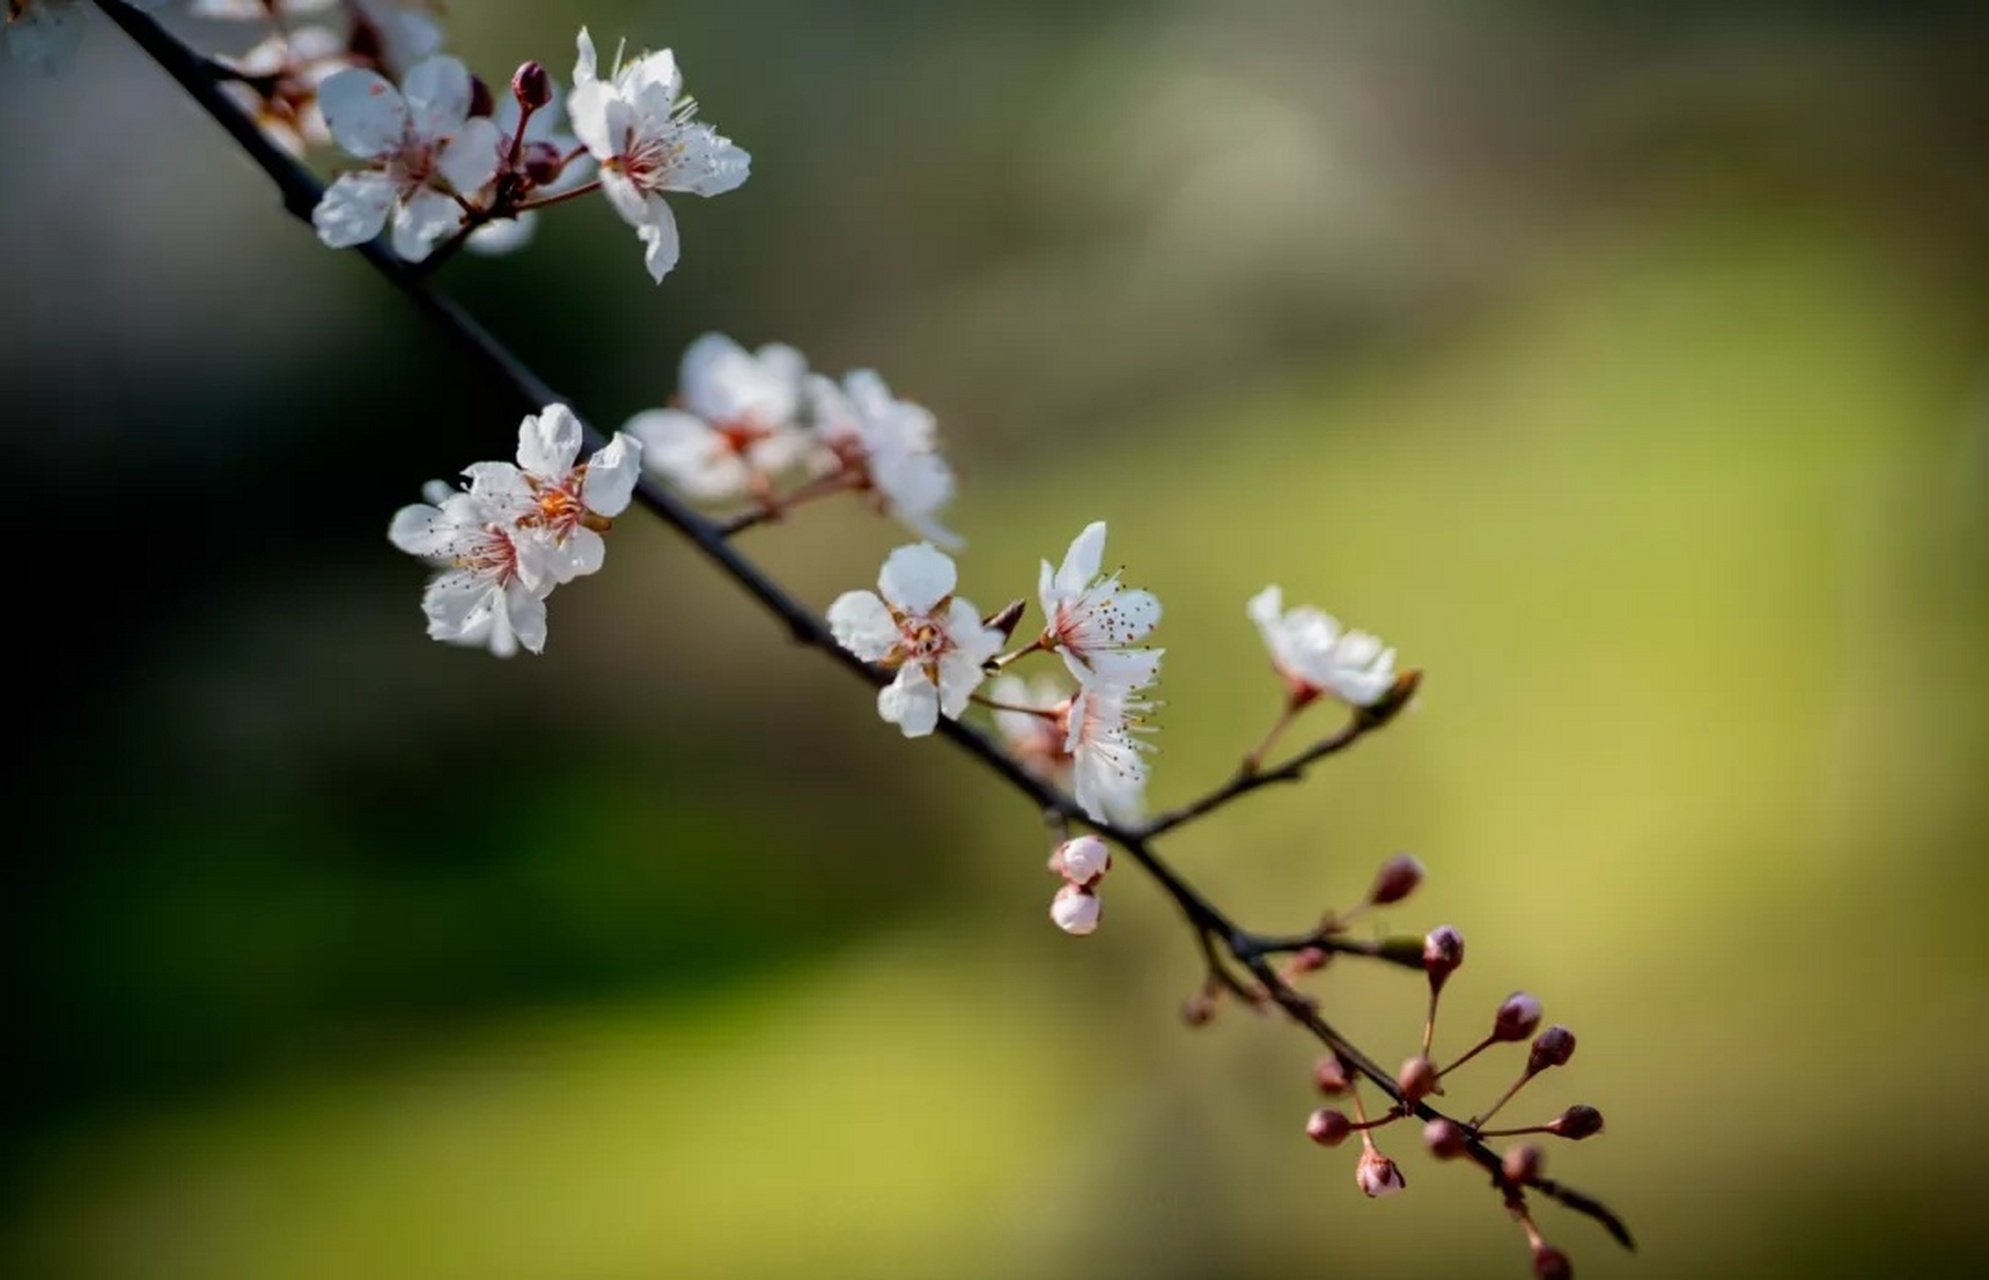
[6,1,1989,1277]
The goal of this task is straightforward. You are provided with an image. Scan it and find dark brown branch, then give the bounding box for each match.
[93,0,1629,1254]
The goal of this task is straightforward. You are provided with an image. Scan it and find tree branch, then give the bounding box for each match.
[93,0,1630,1254]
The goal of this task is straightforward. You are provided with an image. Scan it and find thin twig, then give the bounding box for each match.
[92,0,1630,1252]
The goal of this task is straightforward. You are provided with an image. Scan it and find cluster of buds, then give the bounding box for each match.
[1046,835,1111,936]
[1268,854,1607,1275]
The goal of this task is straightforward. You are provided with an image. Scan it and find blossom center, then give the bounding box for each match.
[616,125,687,194]
[453,525,522,583]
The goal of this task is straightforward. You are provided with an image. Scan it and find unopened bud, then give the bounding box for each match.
[1050,834,1110,886]
[1355,1148,1406,1197]
[1285,945,1329,976]
[1532,1242,1573,1280]
[1367,852,1424,906]
[982,598,1027,645]
[1306,1107,1353,1147]
[1312,1054,1351,1096]
[1181,991,1216,1026]
[1423,925,1464,988]
[519,140,565,186]
[1502,1143,1543,1184]
[1049,884,1100,936]
[1493,991,1543,1042]
[1527,1025,1576,1074]
[1548,1105,1604,1140]
[467,74,495,120]
[1422,1118,1468,1159]
[511,60,552,111]
[1397,1055,1438,1105]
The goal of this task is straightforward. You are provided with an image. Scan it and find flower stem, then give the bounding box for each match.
[513,179,604,213]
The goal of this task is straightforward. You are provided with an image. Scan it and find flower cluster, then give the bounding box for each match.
[829,520,1164,830]
[388,404,640,656]
[629,333,961,547]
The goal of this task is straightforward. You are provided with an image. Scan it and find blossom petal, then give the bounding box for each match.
[582,432,643,516]
[622,48,683,119]
[312,170,398,248]
[1245,585,1283,630]
[465,212,537,256]
[518,404,585,480]
[399,55,472,139]
[390,188,462,261]
[878,543,956,614]
[669,126,750,197]
[878,667,941,738]
[318,68,407,159]
[387,502,456,557]
[637,197,681,282]
[827,590,898,662]
[1072,647,1164,688]
[548,526,606,582]
[437,116,503,195]
[1056,522,1108,595]
[503,580,549,655]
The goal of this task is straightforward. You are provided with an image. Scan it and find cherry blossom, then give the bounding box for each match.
[567,27,750,283]
[311,55,503,261]
[388,488,553,658]
[807,370,960,548]
[1066,670,1160,824]
[464,404,643,586]
[1245,585,1397,708]
[624,334,815,503]
[1355,1146,1407,1197]
[827,543,1003,738]
[216,27,347,157]
[1038,521,1162,684]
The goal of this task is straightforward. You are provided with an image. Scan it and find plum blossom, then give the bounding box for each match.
[1355,1146,1407,1197]
[311,56,502,261]
[1038,521,1162,684]
[827,543,1003,738]
[567,27,750,283]
[985,673,1073,782]
[1049,834,1110,886]
[348,0,446,79]
[1246,585,1396,707]
[625,334,815,503]
[216,27,347,157]
[388,488,553,657]
[808,370,960,548]
[1066,670,1159,824]
[464,404,643,586]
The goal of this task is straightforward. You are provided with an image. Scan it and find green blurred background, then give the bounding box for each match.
[6,1,1988,1276]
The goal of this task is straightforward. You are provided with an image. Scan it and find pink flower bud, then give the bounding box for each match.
[1423,925,1464,988]
[1355,1147,1407,1197]
[511,60,552,111]
[1181,991,1216,1026]
[1306,1107,1353,1147]
[1049,885,1100,936]
[1527,1025,1576,1075]
[1422,1118,1468,1159]
[1312,1055,1351,1096]
[1532,1242,1573,1279]
[1502,1143,1543,1184]
[1548,1105,1604,1140]
[1493,991,1543,1042]
[1051,834,1111,886]
[1397,1055,1438,1105]
[1368,853,1424,906]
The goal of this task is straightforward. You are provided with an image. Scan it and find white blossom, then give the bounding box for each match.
[985,673,1073,781]
[463,404,643,586]
[349,0,445,79]
[1038,521,1162,684]
[808,370,960,548]
[1355,1148,1407,1197]
[388,489,553,658]
[624,333,815,503]
[827,543,1003,738]
[1048,884,1101,936]
[216,27,346,157]
[567,27,750,283]
[311,55,502,261]
[1066,670,1159,824]
[1245,585,1396,707]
